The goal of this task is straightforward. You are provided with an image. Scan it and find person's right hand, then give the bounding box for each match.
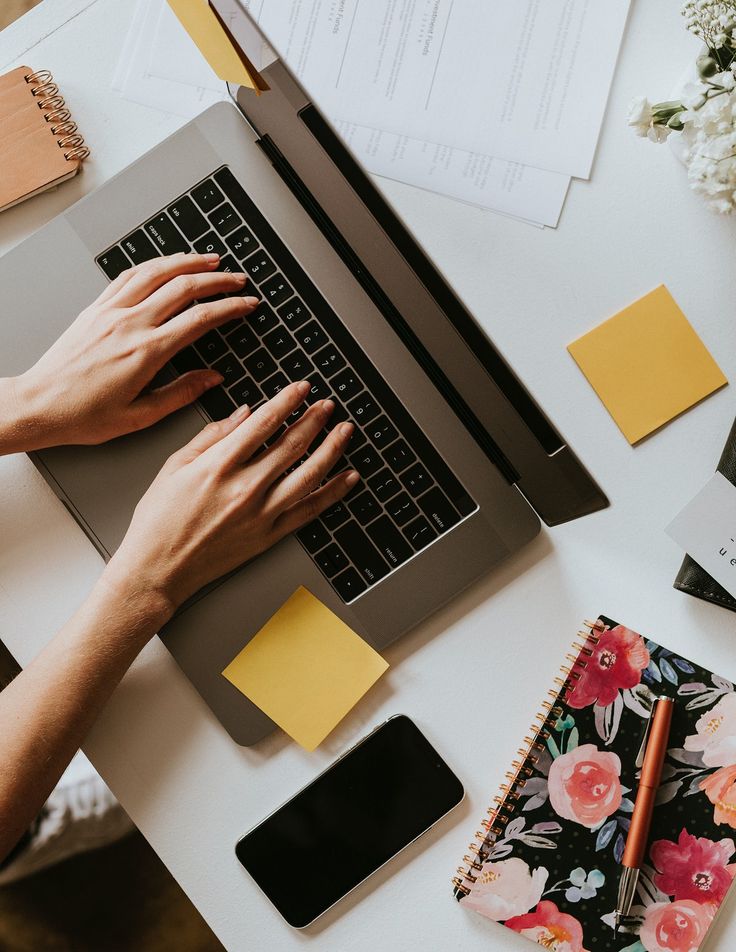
[102,381,359,626]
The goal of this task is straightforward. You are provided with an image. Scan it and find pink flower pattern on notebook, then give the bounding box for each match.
[454,616,736,952]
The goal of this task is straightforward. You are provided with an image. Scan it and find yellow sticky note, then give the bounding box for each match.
[167,0,266,90]
[222,587,388,751]
[567,285,727,444]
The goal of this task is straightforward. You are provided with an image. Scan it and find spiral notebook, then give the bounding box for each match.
[454,616,736,951]
[0,66,90,212]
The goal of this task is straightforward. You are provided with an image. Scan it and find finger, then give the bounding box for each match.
[110,253,222,309]
[266,419,355,509]
[216,381,312,466]
[128,369,224,432]
[251,399,336,486]
[169,403,252,467]
[272,470,360,539]
[140,270,255,326]
[154,295,261,358]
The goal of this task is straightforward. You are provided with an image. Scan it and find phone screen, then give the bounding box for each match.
[235,715,464,927]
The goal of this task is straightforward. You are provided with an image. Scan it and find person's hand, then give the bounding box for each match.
[103,381,359,620]
[10,252,259,450]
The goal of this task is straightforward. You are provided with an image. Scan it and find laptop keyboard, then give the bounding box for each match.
[95,165,476,603]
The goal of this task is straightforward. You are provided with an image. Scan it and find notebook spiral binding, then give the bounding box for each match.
[452,618,605,898]
[24,68,90,162]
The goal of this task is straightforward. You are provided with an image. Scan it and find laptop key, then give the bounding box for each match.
[347,391,380,426]
[208,202,242,237]
[331,368,362,403]
[199,386,236,421]
[244,348,277,382]
[194,330,228,363]
[383,438,416,474]
[262,327,297,360]
[144,212,189,255]
[418,486,461,534]
[332,567,367,602]
[349,445,382,479]
[122,229,159,265]
[261,371,290,398]
[226,323,259,359]
[259,273,294,308]
[367,516,413,569]
[229,376,262,407]
[193,231,226,256]
[281,349,314,381]
[277,297,311,331]
[313,343,346,378]
[212,353,245,388]
[305,372,330,403]
[296,520,330,554]
[320,501,351,532]
[293,320,328,355]
[403,516,438,551]
[402,462,432,498]
[368,468,401,503]
[96,246,130,280]
[314,543,349,578]
[385,492,419,527]
[367,415,398,450]
[170,346,206,374]
[333,522,389,586]
[347,490,382,526]
[192,179,225,213]
[168,195,208,241]
[217,254,239,273]
[243,250,276,284]
[246,302,278,336]
[226,224,258,260]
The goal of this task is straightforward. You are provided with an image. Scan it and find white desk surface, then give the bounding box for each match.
[3,2,736,950]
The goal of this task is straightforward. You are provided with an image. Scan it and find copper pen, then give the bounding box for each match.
[615,695,674,933]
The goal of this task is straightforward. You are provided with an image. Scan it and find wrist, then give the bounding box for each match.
[95,559,177,647]
[0,375,50,454]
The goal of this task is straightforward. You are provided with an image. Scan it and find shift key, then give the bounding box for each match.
[366,516,412,569]
[334,521,389,586]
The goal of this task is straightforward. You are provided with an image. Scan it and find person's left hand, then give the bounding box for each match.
[9,252,259,450]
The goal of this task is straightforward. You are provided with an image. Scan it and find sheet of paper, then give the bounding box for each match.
[114,0,228,119]
[222,587,389,751]
[256,0,630,179]
[667,473,736,600]
[334,120,568,228]
[567,285,728,445]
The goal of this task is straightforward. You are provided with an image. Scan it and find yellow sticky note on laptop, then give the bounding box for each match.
[567,285,727,444]
[222,587,388,751]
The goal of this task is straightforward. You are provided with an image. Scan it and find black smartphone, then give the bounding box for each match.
[235,714,464,928]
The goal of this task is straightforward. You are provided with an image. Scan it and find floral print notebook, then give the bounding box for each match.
[453,616,736,952]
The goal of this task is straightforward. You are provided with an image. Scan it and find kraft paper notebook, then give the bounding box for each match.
[0,66,90,212]
[454,616,736,951]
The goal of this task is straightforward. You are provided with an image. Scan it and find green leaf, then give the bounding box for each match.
[546,735,561,759]
[566,726,579,753]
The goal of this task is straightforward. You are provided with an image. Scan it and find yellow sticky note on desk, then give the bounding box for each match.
[167,0,266,90]
[567,285,727,444]
[222,587,388,751]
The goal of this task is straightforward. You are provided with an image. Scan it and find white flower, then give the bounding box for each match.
[628,96,655,136]
[680,81,736,212]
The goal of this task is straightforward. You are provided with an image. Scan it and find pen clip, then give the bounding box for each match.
[635,697,659,769]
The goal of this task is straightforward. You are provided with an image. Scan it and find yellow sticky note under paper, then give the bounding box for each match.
[167,0,266,91]
[222,587,388,751]
[567,285,727,445]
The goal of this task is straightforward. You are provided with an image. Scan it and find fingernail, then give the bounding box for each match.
[321,399,335,417]
[204,253,220,263]
[339,421,354,436]
[206,371,224,387]
[229,403,250,422]
[297,381,311,396]
[344,470,360,486]
[243,295,260,306]
[233,272,247,284]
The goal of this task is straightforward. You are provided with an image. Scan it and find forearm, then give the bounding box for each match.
[0,569,171,861]
[0,375,48,455]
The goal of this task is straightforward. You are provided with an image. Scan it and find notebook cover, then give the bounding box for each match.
[455,616,736,952]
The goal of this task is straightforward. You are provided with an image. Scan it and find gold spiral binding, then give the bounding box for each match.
[452,618,603,898]
[23,68,90,167]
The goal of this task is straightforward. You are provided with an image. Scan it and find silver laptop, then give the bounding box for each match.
[0,15,606,746]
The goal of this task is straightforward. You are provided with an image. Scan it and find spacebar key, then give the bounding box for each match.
[334,521,390,586]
